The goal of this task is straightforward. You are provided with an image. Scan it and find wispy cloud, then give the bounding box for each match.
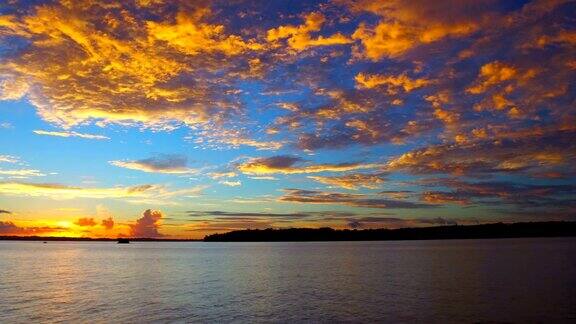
[110,154,196,174]
[0,169,45,177]
[0,155,18,163]
[220,180,241,187]
[308,173,387,190]
[33,130,109,140]
[0,182,204,204]
[279,189,433,209]
[0,221,65,236]
[238,155,381,175]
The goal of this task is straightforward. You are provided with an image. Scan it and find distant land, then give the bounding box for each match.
[1,221,575,242]
[203,221,576,242]
[0,236,200,242]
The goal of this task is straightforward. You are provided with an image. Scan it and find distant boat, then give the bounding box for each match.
[117,238,130,244]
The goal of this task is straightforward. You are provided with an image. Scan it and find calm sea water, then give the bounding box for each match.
[1,238,575,323]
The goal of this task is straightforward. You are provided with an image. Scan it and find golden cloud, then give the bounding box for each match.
[0,1,261,136]
[386,129,576,176]
[74,217,97,227]
[355,72,431,93]
[267,12,352,51]
[238,155,381,175]
[308,173,386,190]
[279,189,432,209]
[0,181,204,203]
[348,0,484,60]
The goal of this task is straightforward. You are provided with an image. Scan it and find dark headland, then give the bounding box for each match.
[203,221,576,242]
[1,221,575,242]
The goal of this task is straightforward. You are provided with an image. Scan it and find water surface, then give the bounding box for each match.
[1,238,575,323]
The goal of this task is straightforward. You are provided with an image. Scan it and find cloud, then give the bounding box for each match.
[0,209,11,214]
[346,216,458,229]
[279,189,433,209]
[186,210,314,219]
[466,61,518,95]
[238,155,381,175]
[0,1,269,145]
[185,218,274,233]
[267,12,352,51]
[308,173,387,190]
[220,180,241,187]
[379,190,414,199]
[0,155,18,163]
[0,181,204,203]
[0,0,575,223]
[0,220,64,236]
[147,9,264,56]
[183,209,467,233]
[33,130,109,140]
[191,126,284,151]
[74,217,97,227]
[110,154,196,174]
[0,0,572,165]
[417,178,576,208]
[208,171,237,179]
[386,129,576,177]
[355,72,431,93]
[101,217,114,230]
[129,209,164,237]
[347,0,491,60]
[0,169,45,177]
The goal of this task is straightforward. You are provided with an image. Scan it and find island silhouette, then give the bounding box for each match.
[2,221,573,242]
[203,221,576,242]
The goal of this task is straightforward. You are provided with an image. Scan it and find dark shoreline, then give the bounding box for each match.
[0,237,201,242]
[204,221,576,242]
[1,221,575,242]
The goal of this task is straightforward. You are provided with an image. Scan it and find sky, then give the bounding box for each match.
[0,0,574,239]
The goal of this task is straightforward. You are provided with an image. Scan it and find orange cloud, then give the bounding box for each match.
[267,12,352,51]
[147,9,264,56]
[129,209,164,237]
[101,217,114,230]
[421,191,470,205]
[0,0,268,146]
[0,220,65,236]
[348,0,484,60]
[0,181,204,204]
[279,189,432,209]
[308,173,387,190]
[74,217,97,227]
[238,155,381,175]
[466,61,518,94]
[355,72,431,93]
[386,129,576,176]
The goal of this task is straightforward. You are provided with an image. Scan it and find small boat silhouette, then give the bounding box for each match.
[117,238,130,244]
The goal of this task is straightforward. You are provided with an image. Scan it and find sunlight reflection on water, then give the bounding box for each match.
[1,238,575,323]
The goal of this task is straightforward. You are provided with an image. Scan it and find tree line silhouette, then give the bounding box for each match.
[203,221,576,242]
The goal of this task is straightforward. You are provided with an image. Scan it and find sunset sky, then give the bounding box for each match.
[0,0,574,238]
